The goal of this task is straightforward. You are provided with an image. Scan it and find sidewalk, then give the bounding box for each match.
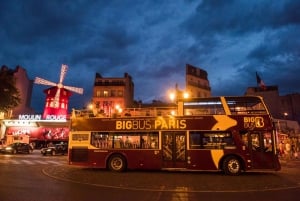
[279,156,300,168]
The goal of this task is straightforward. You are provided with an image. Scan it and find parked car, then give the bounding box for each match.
[41,143,68,156]
[1,142,33,154]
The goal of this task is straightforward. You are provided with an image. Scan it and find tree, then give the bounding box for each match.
[0,65,21,113]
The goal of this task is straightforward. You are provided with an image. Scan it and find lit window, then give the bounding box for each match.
[118,90,123,97]
[96,91,100,97]
[104,91,108,97]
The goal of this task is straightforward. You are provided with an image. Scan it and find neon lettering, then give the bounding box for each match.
[18,114,42,120]
[45,115,66,120]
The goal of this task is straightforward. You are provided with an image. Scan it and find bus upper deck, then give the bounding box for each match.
[72,96,270,119]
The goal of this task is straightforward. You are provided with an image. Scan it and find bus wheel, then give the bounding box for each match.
[108,154,126,172]
[223,156,241,176]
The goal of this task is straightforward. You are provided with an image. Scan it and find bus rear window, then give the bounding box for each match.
[72,133,89,141]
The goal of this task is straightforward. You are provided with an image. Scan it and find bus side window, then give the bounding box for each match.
[191,132,234,149]
[250,133,261,151]
[189,132,201,149]
[240,132,249,148]
[263,133,272,152]
[91,132,109,148]
[141,132,158,149]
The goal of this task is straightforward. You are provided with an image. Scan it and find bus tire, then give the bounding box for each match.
[222,156,241,176]
[108,154,126,172]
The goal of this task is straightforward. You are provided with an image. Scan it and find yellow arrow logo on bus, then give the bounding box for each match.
[212,115,237,130]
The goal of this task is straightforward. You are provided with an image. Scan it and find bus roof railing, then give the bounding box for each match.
[71,96,269,119]
[72,106,177,118]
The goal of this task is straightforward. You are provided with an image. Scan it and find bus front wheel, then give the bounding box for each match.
[223,156,241,176]
[108,154,126,172]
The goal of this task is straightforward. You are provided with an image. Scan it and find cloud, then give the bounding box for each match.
[1,0,300,112]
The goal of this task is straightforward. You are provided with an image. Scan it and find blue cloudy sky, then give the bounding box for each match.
[1,0,300,113]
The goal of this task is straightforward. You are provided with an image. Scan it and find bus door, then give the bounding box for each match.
[248,131,278,169]
[162,131,186,168]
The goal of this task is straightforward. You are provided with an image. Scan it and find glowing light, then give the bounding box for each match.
[183,92,189,99]
[169,92,176,102]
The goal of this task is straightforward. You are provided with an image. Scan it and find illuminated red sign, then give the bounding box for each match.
[6,127,69,140]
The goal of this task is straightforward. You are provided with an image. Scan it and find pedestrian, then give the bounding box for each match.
[285,140,291,161]
[279,141,284,157]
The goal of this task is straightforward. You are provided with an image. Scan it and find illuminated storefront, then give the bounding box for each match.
[0,114,69,148]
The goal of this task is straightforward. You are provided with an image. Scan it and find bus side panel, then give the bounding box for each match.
[187,150,219,170]
[187,149,246,171]
[118,150,162,170]
[121,149,162,170]
[88,149,111,168]
[86,149,162,170]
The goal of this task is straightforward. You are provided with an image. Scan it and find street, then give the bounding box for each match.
[0,151,299,201]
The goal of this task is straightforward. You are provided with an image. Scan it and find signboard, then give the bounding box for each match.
[5,127,69,140]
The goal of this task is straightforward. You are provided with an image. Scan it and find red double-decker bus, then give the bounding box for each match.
[68,96,281,175]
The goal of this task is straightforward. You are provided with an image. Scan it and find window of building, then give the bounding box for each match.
[96,91,100,97]
[118,90,123,97]
[103,90,109,97]
[111,90,116,97]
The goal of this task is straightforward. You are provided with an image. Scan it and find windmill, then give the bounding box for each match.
[34,64,84,119]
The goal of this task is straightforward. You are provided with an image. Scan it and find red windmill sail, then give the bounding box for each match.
[34,64,83,119]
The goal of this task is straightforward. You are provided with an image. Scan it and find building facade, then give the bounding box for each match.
[185,64,211,98]
[91,72,134,117]
[13,66,34,116]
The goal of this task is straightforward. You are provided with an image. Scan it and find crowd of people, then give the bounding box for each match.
[278,137,299,160]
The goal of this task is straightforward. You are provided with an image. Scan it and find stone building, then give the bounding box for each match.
[185,64,211,98]
[91,72,134,117]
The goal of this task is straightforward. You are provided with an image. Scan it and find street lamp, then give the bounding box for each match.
[115,104,122,113]
[183,92,189,99]
[169,92,176,103]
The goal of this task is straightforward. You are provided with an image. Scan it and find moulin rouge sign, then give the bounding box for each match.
[18,114,67,121]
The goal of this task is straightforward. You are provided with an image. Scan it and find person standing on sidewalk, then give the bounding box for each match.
[285,140,291,161]
[279,141,285,158]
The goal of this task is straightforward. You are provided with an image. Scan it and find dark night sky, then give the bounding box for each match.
[1,0,300,113]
